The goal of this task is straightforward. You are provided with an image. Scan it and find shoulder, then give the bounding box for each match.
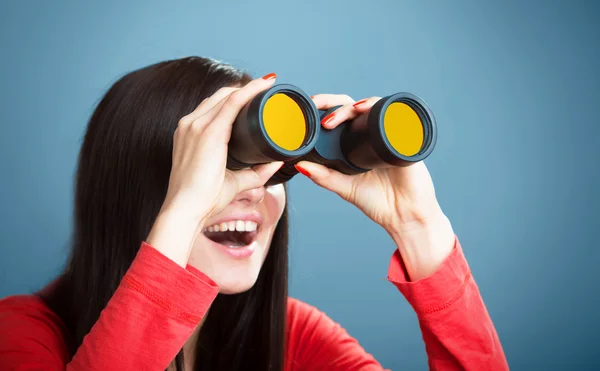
[286,297,336,326]
[285,297,353,349]
[1,293,49,310]
[0,293,67,336]
[0,293,58,321]
[0,294,69,364]
[284,297,383,368]
[286,296,317,318]
[0,293,55,322]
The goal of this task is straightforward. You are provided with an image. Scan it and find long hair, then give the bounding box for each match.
[40,57,288,370]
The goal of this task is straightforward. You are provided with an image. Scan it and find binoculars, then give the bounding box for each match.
[227,84,437,185]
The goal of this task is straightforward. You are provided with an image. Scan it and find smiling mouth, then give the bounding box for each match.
[202,220,259,248]
[204,230,257,247]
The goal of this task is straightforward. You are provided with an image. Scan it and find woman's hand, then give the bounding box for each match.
[296,94,455,280]
[147,74,283,267]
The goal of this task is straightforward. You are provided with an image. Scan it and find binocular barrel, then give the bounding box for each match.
[227,84,320,170]
[226,84,437,185]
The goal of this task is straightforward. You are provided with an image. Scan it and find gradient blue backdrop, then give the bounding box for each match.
[1,1,599,369]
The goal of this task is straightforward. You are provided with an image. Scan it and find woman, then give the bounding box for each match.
[0,57,508,370]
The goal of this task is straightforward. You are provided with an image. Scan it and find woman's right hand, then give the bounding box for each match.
[146,73,282,267]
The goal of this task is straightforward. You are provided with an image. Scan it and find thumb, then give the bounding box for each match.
[232,161,284,193]
[294,161,354,200]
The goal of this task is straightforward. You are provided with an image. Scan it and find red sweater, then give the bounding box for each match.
[0,237,508,370]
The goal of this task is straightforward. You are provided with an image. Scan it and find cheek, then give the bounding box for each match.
[258,185,285,262]
[258,184,286,247]
[265,184,286,221]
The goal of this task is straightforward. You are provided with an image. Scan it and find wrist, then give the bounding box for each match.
[387,210,455,281]
[160,193,213,225]
[157,200,210,228]
[146,205,209,268]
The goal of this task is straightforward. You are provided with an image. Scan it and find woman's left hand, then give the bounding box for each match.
[296,94,456,280]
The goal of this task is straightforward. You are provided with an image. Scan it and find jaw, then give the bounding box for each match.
[186,224,274,294]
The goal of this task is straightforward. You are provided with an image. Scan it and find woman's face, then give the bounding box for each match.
[187,183,286,294]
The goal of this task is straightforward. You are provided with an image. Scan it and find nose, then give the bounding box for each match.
[233,186,265,206]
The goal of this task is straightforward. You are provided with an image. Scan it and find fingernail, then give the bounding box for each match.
[294,164,311,177]
[321,112,335,126]
[262,72,277,80]
[353,99,367,108]
[310,95,315,99]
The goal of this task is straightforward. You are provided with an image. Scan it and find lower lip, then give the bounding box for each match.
[205,232,259,259]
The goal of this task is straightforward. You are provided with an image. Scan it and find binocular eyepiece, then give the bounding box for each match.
[226,84,437,186]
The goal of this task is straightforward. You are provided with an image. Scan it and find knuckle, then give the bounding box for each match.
[190,119,206,133]
[226,91,245,106]
[222,87,240,94]
[341,94,354,103]
[230,173,241,192]
[178,116,193,128]
[251,167,261,182]
[346,179,358,202]
[214,87,239,101]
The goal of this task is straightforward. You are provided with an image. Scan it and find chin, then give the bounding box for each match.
[204,258,263,294]
[188,233,269,295]
[218,275,260,295]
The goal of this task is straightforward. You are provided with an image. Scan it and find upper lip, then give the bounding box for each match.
[205,211,263,229]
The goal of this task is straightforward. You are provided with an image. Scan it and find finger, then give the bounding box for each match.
[176,87,239,136]
[351,96,381,112]
[320,101,358,129]
[175,94,232,163]
[321,96,381,129]
[189,92,230,132]
[189,75,269,132]
[232,161,284,193]
[184,87,240,122]
[294,161,355,201]
[205,73,277,139]
[310,94,355,110]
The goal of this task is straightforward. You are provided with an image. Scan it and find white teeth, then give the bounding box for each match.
[203,220,259,233]
[241,221,257,232]
[245,220,256,232]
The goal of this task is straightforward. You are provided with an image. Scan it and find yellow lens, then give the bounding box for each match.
[262,93,306,151]
[383,102,424,156]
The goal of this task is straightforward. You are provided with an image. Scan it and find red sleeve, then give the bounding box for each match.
[0,242,219,370]
[388,236,509,370]
[285,237,508,371]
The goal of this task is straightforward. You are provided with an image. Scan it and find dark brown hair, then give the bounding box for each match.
[41,57,288,370]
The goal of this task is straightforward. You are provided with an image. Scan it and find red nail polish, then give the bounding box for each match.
[262,72,277,80]
[321,112,335,125]
[294,164,311,177]
[353,99,367,108]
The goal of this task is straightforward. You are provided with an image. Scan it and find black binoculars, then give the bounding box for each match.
[227,84,437,185]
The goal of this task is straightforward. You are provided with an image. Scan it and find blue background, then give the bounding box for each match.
[1,1,599,369]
